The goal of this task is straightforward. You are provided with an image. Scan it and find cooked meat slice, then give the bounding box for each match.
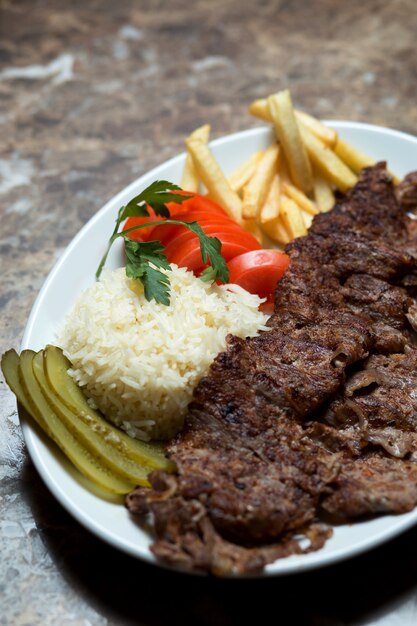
[126,478,331,575]
[126,165,417,575]
[311,162,406,243]
[321,454,417,519]
[189,318,370,440]
[324,351,417,435]
[340,275,412,330]
[339,275,413,353]
[397,171,417,212]
[286,230,415,283]
[304,422,366,457]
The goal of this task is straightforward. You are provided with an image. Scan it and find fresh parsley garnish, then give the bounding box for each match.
[124,238,172,306]
[96,181,230,305]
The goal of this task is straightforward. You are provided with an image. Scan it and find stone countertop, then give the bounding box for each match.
[1,0,417,624]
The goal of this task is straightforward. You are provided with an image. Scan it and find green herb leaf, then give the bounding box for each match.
[124,237,172,305]
[120,180,191,221]
[199,265,218,282]
[96,180,230,305]
[185,222,229,283]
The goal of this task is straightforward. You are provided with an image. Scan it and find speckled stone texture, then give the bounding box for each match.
[1,0,417,624]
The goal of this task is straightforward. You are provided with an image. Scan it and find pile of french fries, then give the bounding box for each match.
[180,89,395,247]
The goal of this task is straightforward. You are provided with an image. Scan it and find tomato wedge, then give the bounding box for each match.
[165,192,227,216]
[151,211,236,245]
[123,192,228,243]
[227,250,290,300]
[168,236,261,272]
[163,224,261,259]
[123,206,159,242]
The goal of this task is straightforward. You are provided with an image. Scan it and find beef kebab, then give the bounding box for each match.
[126,164,417,576]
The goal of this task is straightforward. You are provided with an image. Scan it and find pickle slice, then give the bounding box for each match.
[33,351,156,486]
[43,345,174,472]
[2,349,36,418]
[18,350,135,494]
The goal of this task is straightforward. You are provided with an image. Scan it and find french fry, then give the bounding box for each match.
[268,90,313,194]
[293,110,337,148]
[298,123,357,192]
[249,97,337,148]
[261,215,291,246]
[260,173,280,224]
[242,144,280,219]
[301,210,314,229]
[313,173,335,212]
[333,137,375,174]
[335,137,400,185]
[228,151,264,193]
[279,152,292,183]
[186,138,243,224]
[248,98,271,122]
[243,217,263,243]
[280,194,308,239]
[281,181,318,216]
[181,124,211,192]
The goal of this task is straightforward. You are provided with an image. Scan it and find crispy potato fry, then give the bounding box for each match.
[260,173,280,224]
[293,110,337,148]
[268,91,313,194]
[243,217,263,243]
[335,137,400,185]
[181,124,211,192]
[249,98,337,147]
[279,152,292,183]
[248,98,271,122]
[261,215,291,246]
[242,144,280,219]
[313,173,335,212]
[280,194,308,239]
[301,209,314,229]
[281,181,318,216]
[333,137,375,174]
[227,151,264,193]
[186,138,243,224]
[298,123,357,192]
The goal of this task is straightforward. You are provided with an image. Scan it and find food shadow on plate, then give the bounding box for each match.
[20,458,417,626]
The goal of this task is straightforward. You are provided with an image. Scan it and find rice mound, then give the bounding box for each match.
[58,266,269,441]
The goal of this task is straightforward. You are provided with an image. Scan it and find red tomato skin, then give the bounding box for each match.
[166,193,227,216]
[168,239,261,272]
[151,212,236,245]
[123,192,227,242]
[227,250,290,299]
[163,225,261,258]
[123,207,159,242]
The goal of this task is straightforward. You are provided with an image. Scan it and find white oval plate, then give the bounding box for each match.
[21,122,417,576]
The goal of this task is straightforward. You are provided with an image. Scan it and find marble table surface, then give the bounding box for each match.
[1,0,417,624]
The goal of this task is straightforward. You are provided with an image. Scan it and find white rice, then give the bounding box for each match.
[57,266,269,441]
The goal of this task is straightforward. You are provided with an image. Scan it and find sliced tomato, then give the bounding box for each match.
[165,193,228,217]
[123,206,159,242]
[163,224,261,259]
[168,236,261,272]
[227,250,290,300]
[151,211,236,245]
[123,193,228,243]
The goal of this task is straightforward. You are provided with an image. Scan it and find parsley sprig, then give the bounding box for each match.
[96,181,230,305]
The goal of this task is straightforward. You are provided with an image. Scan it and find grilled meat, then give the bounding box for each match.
[126,164,417,575]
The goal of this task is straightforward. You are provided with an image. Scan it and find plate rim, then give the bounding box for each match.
[19,120,417,577]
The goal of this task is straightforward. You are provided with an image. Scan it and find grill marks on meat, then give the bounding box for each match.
[126,164,417,575]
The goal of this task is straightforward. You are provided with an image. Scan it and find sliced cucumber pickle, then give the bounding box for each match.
[18,350,135,494]
[33,350,154,486]
[1,349,34,417]
[43,345,174,473]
